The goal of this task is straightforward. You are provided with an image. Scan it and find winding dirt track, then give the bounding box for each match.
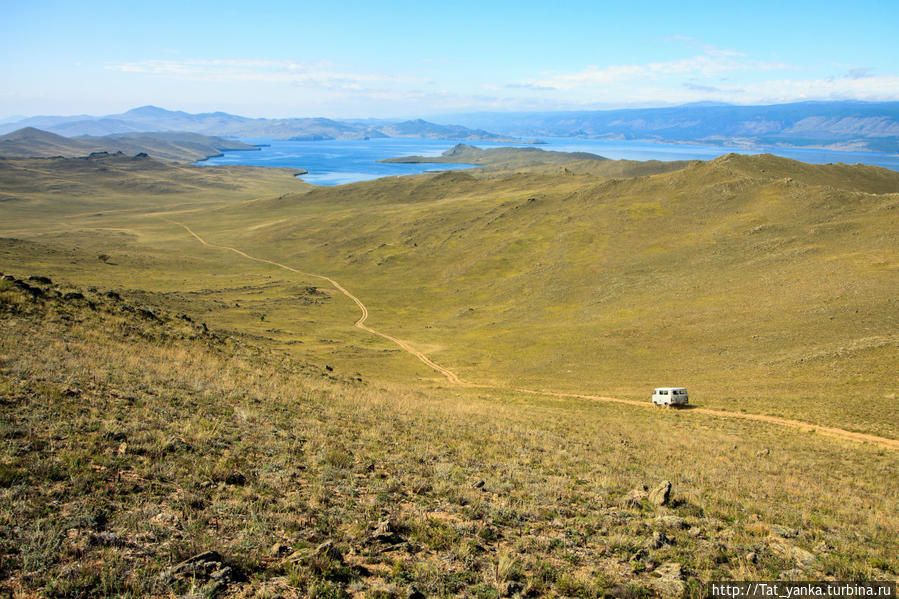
[165,218,899,451]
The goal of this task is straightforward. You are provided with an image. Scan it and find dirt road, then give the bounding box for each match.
[165,218,898,451]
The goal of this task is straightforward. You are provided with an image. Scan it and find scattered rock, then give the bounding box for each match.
[62,291,85,301]
[499,581,524,597]
[371,518,405,545]
[269,542,290,557]
[771,542,816,569]
[12,280,44,298]
[687,526,702,538]
[757,448,771,456]
[89,531,123,546]
[162,550,236,597]
[655,515,688,529]
[649,576,686,598]
[314,540,343,564]
[170,551,224,577]
[104,431,127,442]
[769,524,798,538]
[656,562,683,579]
[646,530,675,550]
[649,561,686,598]
[746,551,758,564]
[648,480,672,506]
[472,479,486,489]
[163,436,192,453]
[105,291,121,301]
[137,307,159,321]
[623,484,648,507]
[27,275,52,285]
[779,568,805,580]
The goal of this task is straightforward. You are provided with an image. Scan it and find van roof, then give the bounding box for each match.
[654,387,687,391]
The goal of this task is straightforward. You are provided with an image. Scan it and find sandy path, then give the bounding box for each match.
[165,218,898,450]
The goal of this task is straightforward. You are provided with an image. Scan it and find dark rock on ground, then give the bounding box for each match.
[224,471,246,486]
[137,307,159,321]
[12,280,44,298]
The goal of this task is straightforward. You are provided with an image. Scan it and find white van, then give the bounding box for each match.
[652,387,689,406]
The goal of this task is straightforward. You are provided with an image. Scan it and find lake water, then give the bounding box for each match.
[197,136,899,185]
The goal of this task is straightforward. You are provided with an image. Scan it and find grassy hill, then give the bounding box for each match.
[0,150,897,596]
[0,127,258,162]
[180,152,896,438]
[381,143,696,177]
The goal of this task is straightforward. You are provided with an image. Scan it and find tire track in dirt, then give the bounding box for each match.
[163,218,472,385]
[165,218,898,451]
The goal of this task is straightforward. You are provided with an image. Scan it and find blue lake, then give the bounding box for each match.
[197,136,899,186]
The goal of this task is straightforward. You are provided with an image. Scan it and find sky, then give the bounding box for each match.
[1,0,898,119]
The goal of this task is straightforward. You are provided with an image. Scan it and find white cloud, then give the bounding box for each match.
[519,50,792,92]
[106,59,424,90]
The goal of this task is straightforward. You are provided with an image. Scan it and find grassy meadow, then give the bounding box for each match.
[0,149,897,597]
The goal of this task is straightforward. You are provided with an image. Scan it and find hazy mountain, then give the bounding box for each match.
[376,119,520,141]
[0,106,522,142]
[430,101,899,152]
[0,127,257,162]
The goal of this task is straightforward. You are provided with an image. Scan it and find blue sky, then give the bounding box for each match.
[1,0,897,118]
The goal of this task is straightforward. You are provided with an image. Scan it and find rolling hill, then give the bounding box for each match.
[0,127,258,162]
[0,148,897,596]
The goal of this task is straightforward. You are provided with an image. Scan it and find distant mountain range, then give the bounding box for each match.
[0,106,524,143]
[430,101,899,153]
[0,127,258,162]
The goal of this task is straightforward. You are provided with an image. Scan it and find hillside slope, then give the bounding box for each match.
[1,270,895,597]
[205,153,899,437]
[0,127,257,162]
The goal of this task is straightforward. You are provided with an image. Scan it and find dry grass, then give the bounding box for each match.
[0,153,897,597]
[1,277,896,598]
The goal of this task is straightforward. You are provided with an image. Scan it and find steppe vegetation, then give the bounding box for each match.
[1,147,897,597]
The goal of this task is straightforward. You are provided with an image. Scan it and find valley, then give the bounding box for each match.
[1,147,897,597]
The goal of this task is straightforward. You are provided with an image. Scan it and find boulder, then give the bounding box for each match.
[649,480,672,506]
